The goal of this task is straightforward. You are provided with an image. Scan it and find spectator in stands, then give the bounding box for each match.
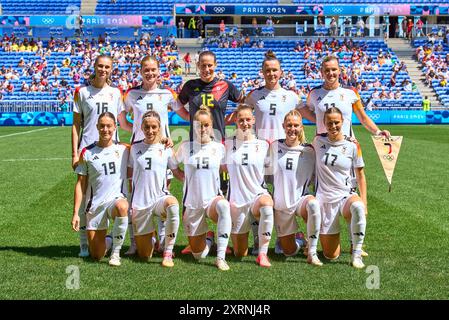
[183,52,192,75]
[20,81,30,93]
[266,17,273,27]
[407,19,414,41]
[219,20,226,37]
[197,17,204,39]
[401,18,408,38]
[371,88,380,99]
[257,38,264,49]
[415,17,424,37]
[330,18,338,37]
[356,17,365,37]
[402,79,412,91]
[394,89,402,99]
[252,17,259,36]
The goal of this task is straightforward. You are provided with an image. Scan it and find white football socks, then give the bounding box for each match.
[306,199,321,255]
[258,206,274,255]
[350,201,366,253]
[164,204,179,254]
[192,234,214,260]
[112,216,128,256]
[215,199,231,260]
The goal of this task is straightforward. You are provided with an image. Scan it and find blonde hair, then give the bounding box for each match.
[140,55,160,69]
[193,105,214,122]
[235,103,254,117]
[284,110,306,144]
[90,54,113,85]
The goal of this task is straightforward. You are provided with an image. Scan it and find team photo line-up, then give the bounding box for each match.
[70,50,391,271]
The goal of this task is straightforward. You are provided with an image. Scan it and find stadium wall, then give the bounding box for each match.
[2,110,449,126]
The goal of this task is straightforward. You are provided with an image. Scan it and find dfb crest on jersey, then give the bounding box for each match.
[158,94,162,101]
[115,150,120,158]
[342,146,347,154]
[282,95,286,102]
[340,94,344,101]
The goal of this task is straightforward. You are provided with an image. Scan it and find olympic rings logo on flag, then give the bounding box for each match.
[383,154,394,161]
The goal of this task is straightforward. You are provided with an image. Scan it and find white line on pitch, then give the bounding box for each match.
[0,127,55,139]
[1,157,70,162]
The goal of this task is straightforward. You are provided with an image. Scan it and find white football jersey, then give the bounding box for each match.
[271,140,315,212]
[312,134,365,203]
[172,141,225,209]
[128,141,175,210]
[225,137,269,207]
[76,142,128,213]
[73,85,124,150]
[124,86,178,143]
[304,85,363,137]
[245,87,301,141]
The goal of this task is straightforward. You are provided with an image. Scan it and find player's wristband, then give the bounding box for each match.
[375,130,382,136]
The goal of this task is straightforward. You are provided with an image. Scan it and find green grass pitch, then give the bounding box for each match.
[0,125,448,299]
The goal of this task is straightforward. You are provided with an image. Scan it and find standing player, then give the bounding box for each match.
[270,110,322,266]
[128,111,183,267]
[224,104,274,267]
[299,55,390,256]
[244,50,302,142]
[243,50,303,254]
[171,106,232,271]
[176,50,242,255]
[123,55,181,255]
[312,107,367,269]
[71,112,129,266]
[71,54,131,257]
[298,55,391,139]
[176,50,243,142]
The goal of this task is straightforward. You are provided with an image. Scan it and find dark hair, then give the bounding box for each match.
[199,50,216,63]
[142,110,161,124]
[323,107,343,123]
[98,111,116,123]
[262,50,281,69]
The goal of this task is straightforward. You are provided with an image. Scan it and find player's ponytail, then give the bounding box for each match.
[262,50,281,70]
[194,105,214,123]
[284,110,306,144]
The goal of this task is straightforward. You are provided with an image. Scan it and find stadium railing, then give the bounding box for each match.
[0,101,73,113]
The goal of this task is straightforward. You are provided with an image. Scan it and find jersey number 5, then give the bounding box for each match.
[269,103,276,115]
[96,102,109,114]
[201,94,214,108]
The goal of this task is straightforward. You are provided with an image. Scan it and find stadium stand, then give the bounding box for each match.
[1,0,82,14]
[292,0,442,3]
[205,38,422,109]
[0,36,183,103]
[413,35,449,107]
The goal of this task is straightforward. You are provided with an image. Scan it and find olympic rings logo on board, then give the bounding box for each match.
[213,7,226,14]
[332,8,343,13]
[42,18,55,24]
[369,113,381,121]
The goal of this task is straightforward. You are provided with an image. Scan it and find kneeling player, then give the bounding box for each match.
[271,110,322,266]
[313,107,367,269]
[224,104,274,267]
[71,112,129,266]
[128,111,183,267]
[171,106,232,271]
